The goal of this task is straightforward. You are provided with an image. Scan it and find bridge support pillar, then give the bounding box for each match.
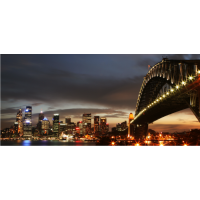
[133,123,148,140]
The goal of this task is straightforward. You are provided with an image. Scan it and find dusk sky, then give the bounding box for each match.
[2,54,200,132]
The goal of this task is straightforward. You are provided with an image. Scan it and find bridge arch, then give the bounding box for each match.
[132,59,200,139]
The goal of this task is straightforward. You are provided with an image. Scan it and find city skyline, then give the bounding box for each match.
[2,54,200,132]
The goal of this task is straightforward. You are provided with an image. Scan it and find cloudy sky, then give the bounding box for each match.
[1,54,200,132]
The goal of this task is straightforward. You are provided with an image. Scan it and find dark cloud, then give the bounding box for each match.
[2,54,200,130]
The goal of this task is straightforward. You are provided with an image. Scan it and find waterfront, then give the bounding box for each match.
[0,140,96,146]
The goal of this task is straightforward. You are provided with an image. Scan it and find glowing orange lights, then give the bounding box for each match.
[135,143,140,146]
[184,144,187,146]
[112,142,115,145]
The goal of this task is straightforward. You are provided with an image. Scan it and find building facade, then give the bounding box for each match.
[16,109,23,135]
[82,113,91,135]
[23,106,32,138]
[53,114,59,136]
[94,116,99,133]
[41,117,50,135]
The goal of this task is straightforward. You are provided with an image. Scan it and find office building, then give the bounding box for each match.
[100,117,107,133]
[24,106,32,120]
[41,117,50,135]
[23,106,32,138]
[94,116,100,133]
[39,110,44,121]
[77,121,83,135]
[53,114,59,136]
[16,109,23,135]
[82,113,91,135]
[37,110,44,134]
[23,120,32,138]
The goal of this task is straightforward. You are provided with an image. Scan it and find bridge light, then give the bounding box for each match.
[160,97,162,100]
[163,95,165,98]
[198,70,200,74]
[171,89,174,92]
[176,85,179,89]
[189,76,193,80]
[166,92,169,95]
[182,81,186,85]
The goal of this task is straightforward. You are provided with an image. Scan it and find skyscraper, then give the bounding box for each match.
[53,114,59,136]
[37,110,44,134]
[39,111,44,121]
[77,121,83,135]
[24,106,32,120]
[41,117,50,135]
[94,116,99,133]
[82,113,91,135]
[16,109,23,135]
[23,106,32,138]
[100,117,107,134]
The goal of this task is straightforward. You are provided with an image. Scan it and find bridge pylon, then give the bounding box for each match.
[133,123,148,140]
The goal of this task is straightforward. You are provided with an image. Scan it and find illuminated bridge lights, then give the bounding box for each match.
[181,81,186,85]
[133,73,199,122]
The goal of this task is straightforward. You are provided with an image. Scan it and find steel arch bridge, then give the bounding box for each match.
[130,58,200,139]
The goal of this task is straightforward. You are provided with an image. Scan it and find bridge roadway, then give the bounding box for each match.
[130,59,200,139]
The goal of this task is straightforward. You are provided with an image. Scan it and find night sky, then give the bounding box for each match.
[2,54,200,132]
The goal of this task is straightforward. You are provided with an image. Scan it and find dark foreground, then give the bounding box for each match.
[1,140,96,146]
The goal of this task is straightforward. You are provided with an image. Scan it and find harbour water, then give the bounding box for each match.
[0,140,96,146]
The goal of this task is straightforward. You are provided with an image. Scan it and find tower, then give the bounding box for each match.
[41,117,50,135]
[16,109,23,136]
[128,113,134,138]
[23,106,32,139]
[100,117,107,134]
[94,116,99,133]
[82,113,91,135]
[53,114,59,136]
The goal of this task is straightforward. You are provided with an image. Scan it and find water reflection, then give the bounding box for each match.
[22,140,31,146]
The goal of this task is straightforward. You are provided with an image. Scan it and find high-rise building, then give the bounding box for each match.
[41,117,50,135]
[82,114,91,135]
[23,120,32,138]
[16,109,23,135]
[53,114,59,136]
[100,117,107,133]
[77,121,83,135]
[94,116,99,133]
[23,106,32,138]
[65,118,71,124]
[37,110,44,134]
[24,106,32,120]
[39,111,44,121]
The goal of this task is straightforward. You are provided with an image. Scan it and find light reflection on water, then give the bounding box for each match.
[22,140,31,146]
[1,140,96,146]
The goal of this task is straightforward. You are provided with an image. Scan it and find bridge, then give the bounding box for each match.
[130,58,200,139]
